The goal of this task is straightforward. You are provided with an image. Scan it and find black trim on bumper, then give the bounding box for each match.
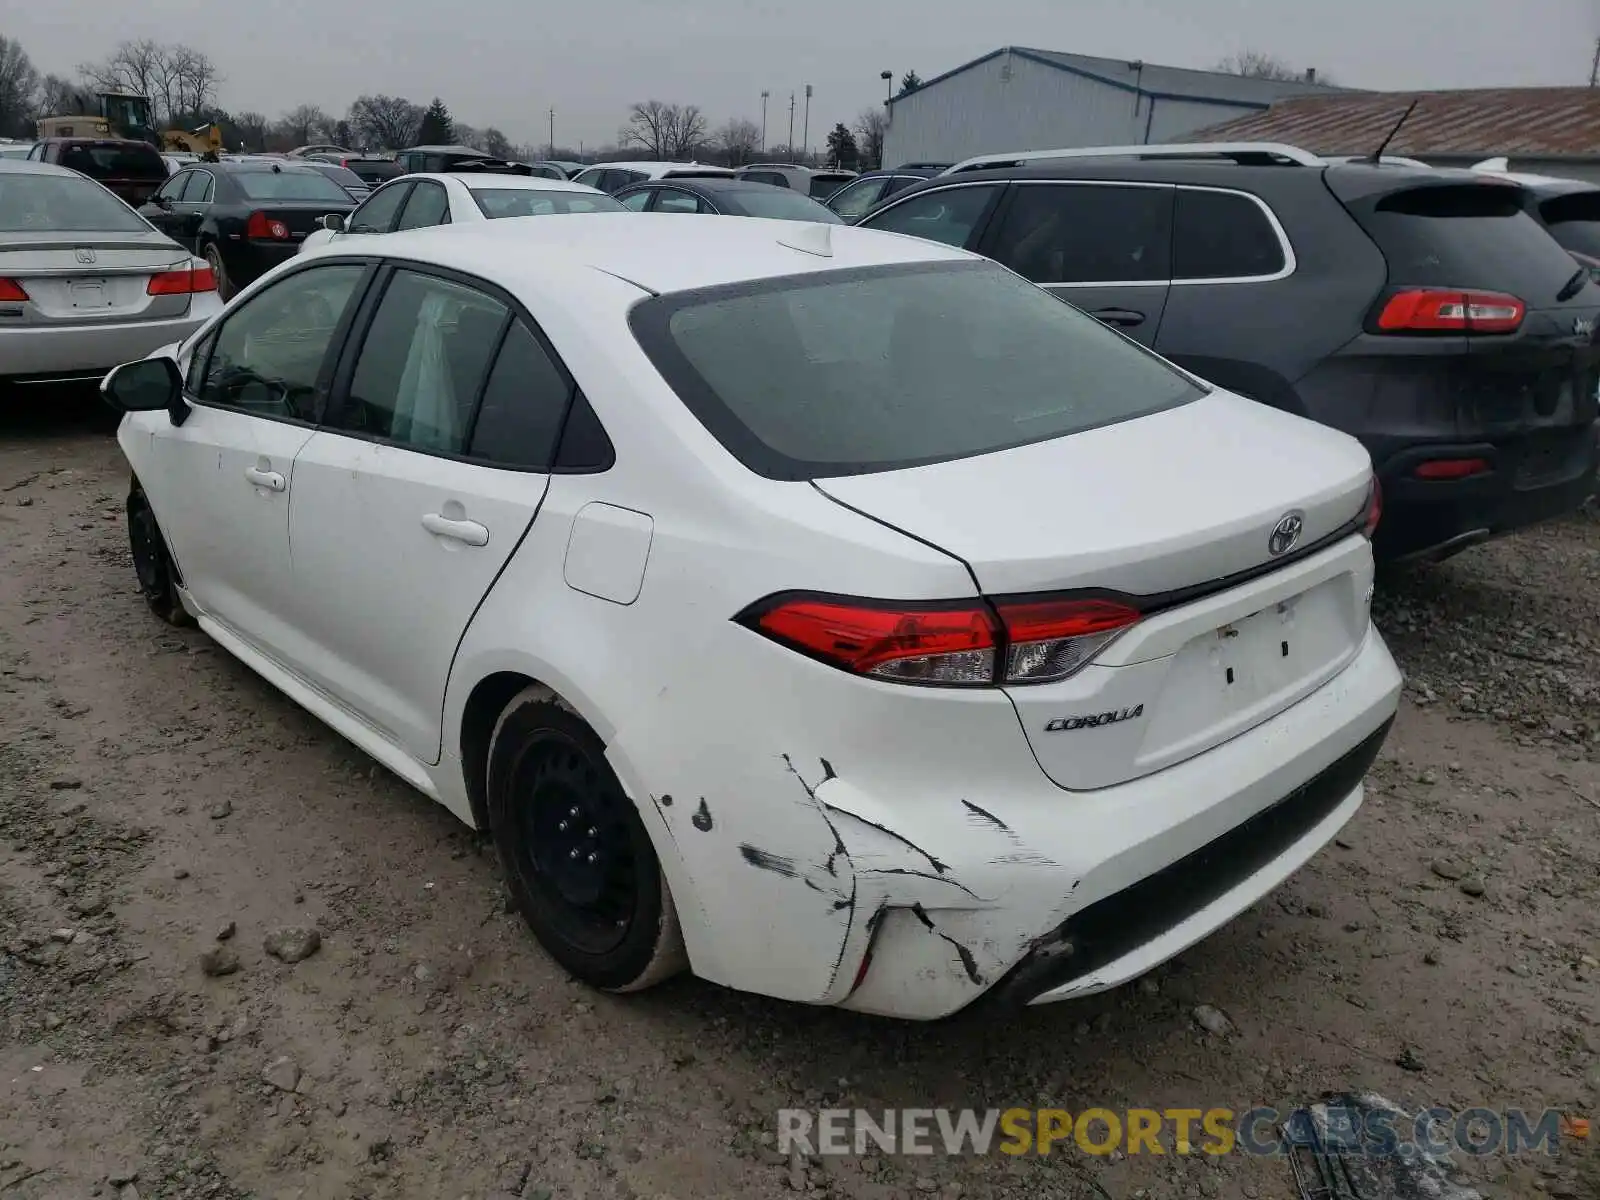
[985,716,1395,1009]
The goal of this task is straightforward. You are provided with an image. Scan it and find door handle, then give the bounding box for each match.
[1091,307,1146,328]
[244,466,285,492]
[421,513,489,546]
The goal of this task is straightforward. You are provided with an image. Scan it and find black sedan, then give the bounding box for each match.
[611,177,841,223]
[138,161,356,298]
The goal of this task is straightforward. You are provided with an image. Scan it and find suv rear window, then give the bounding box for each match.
[630,260,1204,479]
[1355,184,1585,307]
[1539,191,1600,259]
[57,142,165,179]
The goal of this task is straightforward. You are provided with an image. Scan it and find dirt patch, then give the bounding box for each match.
[0,405,1595,1199]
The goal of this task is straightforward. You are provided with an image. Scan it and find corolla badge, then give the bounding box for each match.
[1269,511,1304,557]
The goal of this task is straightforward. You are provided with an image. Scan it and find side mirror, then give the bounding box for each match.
[101,357,187,425]
[321,212,346,232]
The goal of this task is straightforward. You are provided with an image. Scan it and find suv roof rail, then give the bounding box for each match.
[940,142,1326,174]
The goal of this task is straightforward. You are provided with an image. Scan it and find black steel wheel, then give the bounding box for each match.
[488,689,685,991]
[127,481,193,627]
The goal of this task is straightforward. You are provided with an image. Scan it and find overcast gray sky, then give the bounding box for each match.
[9,0,1597,150]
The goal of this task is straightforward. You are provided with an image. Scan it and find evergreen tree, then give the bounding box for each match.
[417,97,453,144]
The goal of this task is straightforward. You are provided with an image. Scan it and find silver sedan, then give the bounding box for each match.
[0,158,224,388]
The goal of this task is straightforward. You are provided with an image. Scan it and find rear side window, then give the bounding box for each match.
[631,260,1204,479]
[1539,191,1600,259]
[468,320,572,468]
[1172,189,1287,280]
[1356,184,1585,306]
[985,184,1172,284]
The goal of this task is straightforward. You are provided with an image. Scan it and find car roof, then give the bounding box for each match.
[304,211,972,296]
[0,158,78,178]
[211,160,328,174]
[581,161,736,175]
[407,172,605,195]
[627,177,793,196]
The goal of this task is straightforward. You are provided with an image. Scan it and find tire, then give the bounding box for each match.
[127,481,194,627]
[203,242,233,301]
[487,688,686,992]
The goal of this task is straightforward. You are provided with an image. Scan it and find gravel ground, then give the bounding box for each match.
[0,398,1596,1200]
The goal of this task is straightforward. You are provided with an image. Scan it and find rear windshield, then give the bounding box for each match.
[313,165,366,190]
[1539,191,1600,259]
[0,171,151,233]
[471,188,624,217]
[631,260,1205,479]
[731,190,843,223]
[233,169,351,202]
[808,174,852,199]
[1356,184,1585,307]
[57,142,165,179]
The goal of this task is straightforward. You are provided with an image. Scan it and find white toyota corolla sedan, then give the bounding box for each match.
[100,214,1401,1019]
[298,171,624,255]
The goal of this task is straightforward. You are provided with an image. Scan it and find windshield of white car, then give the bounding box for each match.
[0,172,152,233]
[470,189,626,218]
[232,170,352,202]
[631,259,1205,480]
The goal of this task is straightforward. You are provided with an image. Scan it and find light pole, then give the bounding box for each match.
[881,70,893,102]
[787,92,795,158]
[760,90,769,153]
[548,108,555,159]
[802,84,812,162]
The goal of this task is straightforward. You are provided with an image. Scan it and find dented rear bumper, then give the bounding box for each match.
[610,623,1400,1021]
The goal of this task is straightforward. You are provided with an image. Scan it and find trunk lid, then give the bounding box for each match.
[815,391,1376,790]
[0,234,193,325]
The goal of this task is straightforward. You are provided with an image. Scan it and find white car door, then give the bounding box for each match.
[136,261,370,664]
[286,264,567,764]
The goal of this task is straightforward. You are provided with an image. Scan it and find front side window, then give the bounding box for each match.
[349,183,411,234]
[985,184,1173,284]
[631,260,1204,479]
[395,182,450,230]
[196,264,365,420]
[179,171,213,203]
[827,176,888,221]
[1172,189,1286,280]
[861,184,1001,249]
[153,173,188,203]
[334,269,508,453]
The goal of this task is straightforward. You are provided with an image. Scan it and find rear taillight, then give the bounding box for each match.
[1375,288,1525,334]
[740,593,1141,688]
[146,265,218,295]
[246,212,290,239]
[1414,458,1490,481]
[1362,475,1382,539]
[0,278,28,302]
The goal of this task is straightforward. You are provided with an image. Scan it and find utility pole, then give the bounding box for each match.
[548,108,555,158]
[787,92,795,157]
[760,90,769,152]
[1590,36,1600,87]
[802,84,812,162]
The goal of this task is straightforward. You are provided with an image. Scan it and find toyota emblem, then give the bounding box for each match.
[1268,511,1304,557]
[74,247,96,264]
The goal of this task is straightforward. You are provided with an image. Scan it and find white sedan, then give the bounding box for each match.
[100,215,1400,1019]
[298,171,623,254]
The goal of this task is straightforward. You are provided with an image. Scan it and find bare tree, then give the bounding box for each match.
[854,106,887,170]
[233,110,271,151]
[78,39,164,113]
[34,73,82,119]
[0,36,39,137]
[714,117,761,166]
[161,45,222,125]
[277,103,330,147]
[480,127,513,158]
[348,95,422,150]
[453,121,482,150]
[1213,49,1308,82]
[664,104,707,159]
[619,100,673,158]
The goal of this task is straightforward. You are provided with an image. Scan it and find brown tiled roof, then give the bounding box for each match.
[1187,88,1600,159]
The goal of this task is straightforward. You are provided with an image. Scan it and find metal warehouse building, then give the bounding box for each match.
[1193,88,1600,184]
[882,46,1338,167]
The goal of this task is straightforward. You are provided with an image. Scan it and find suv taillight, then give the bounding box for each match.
[246,211,290,239]
[738,593,1140,688]
[1376,288,1525,334]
